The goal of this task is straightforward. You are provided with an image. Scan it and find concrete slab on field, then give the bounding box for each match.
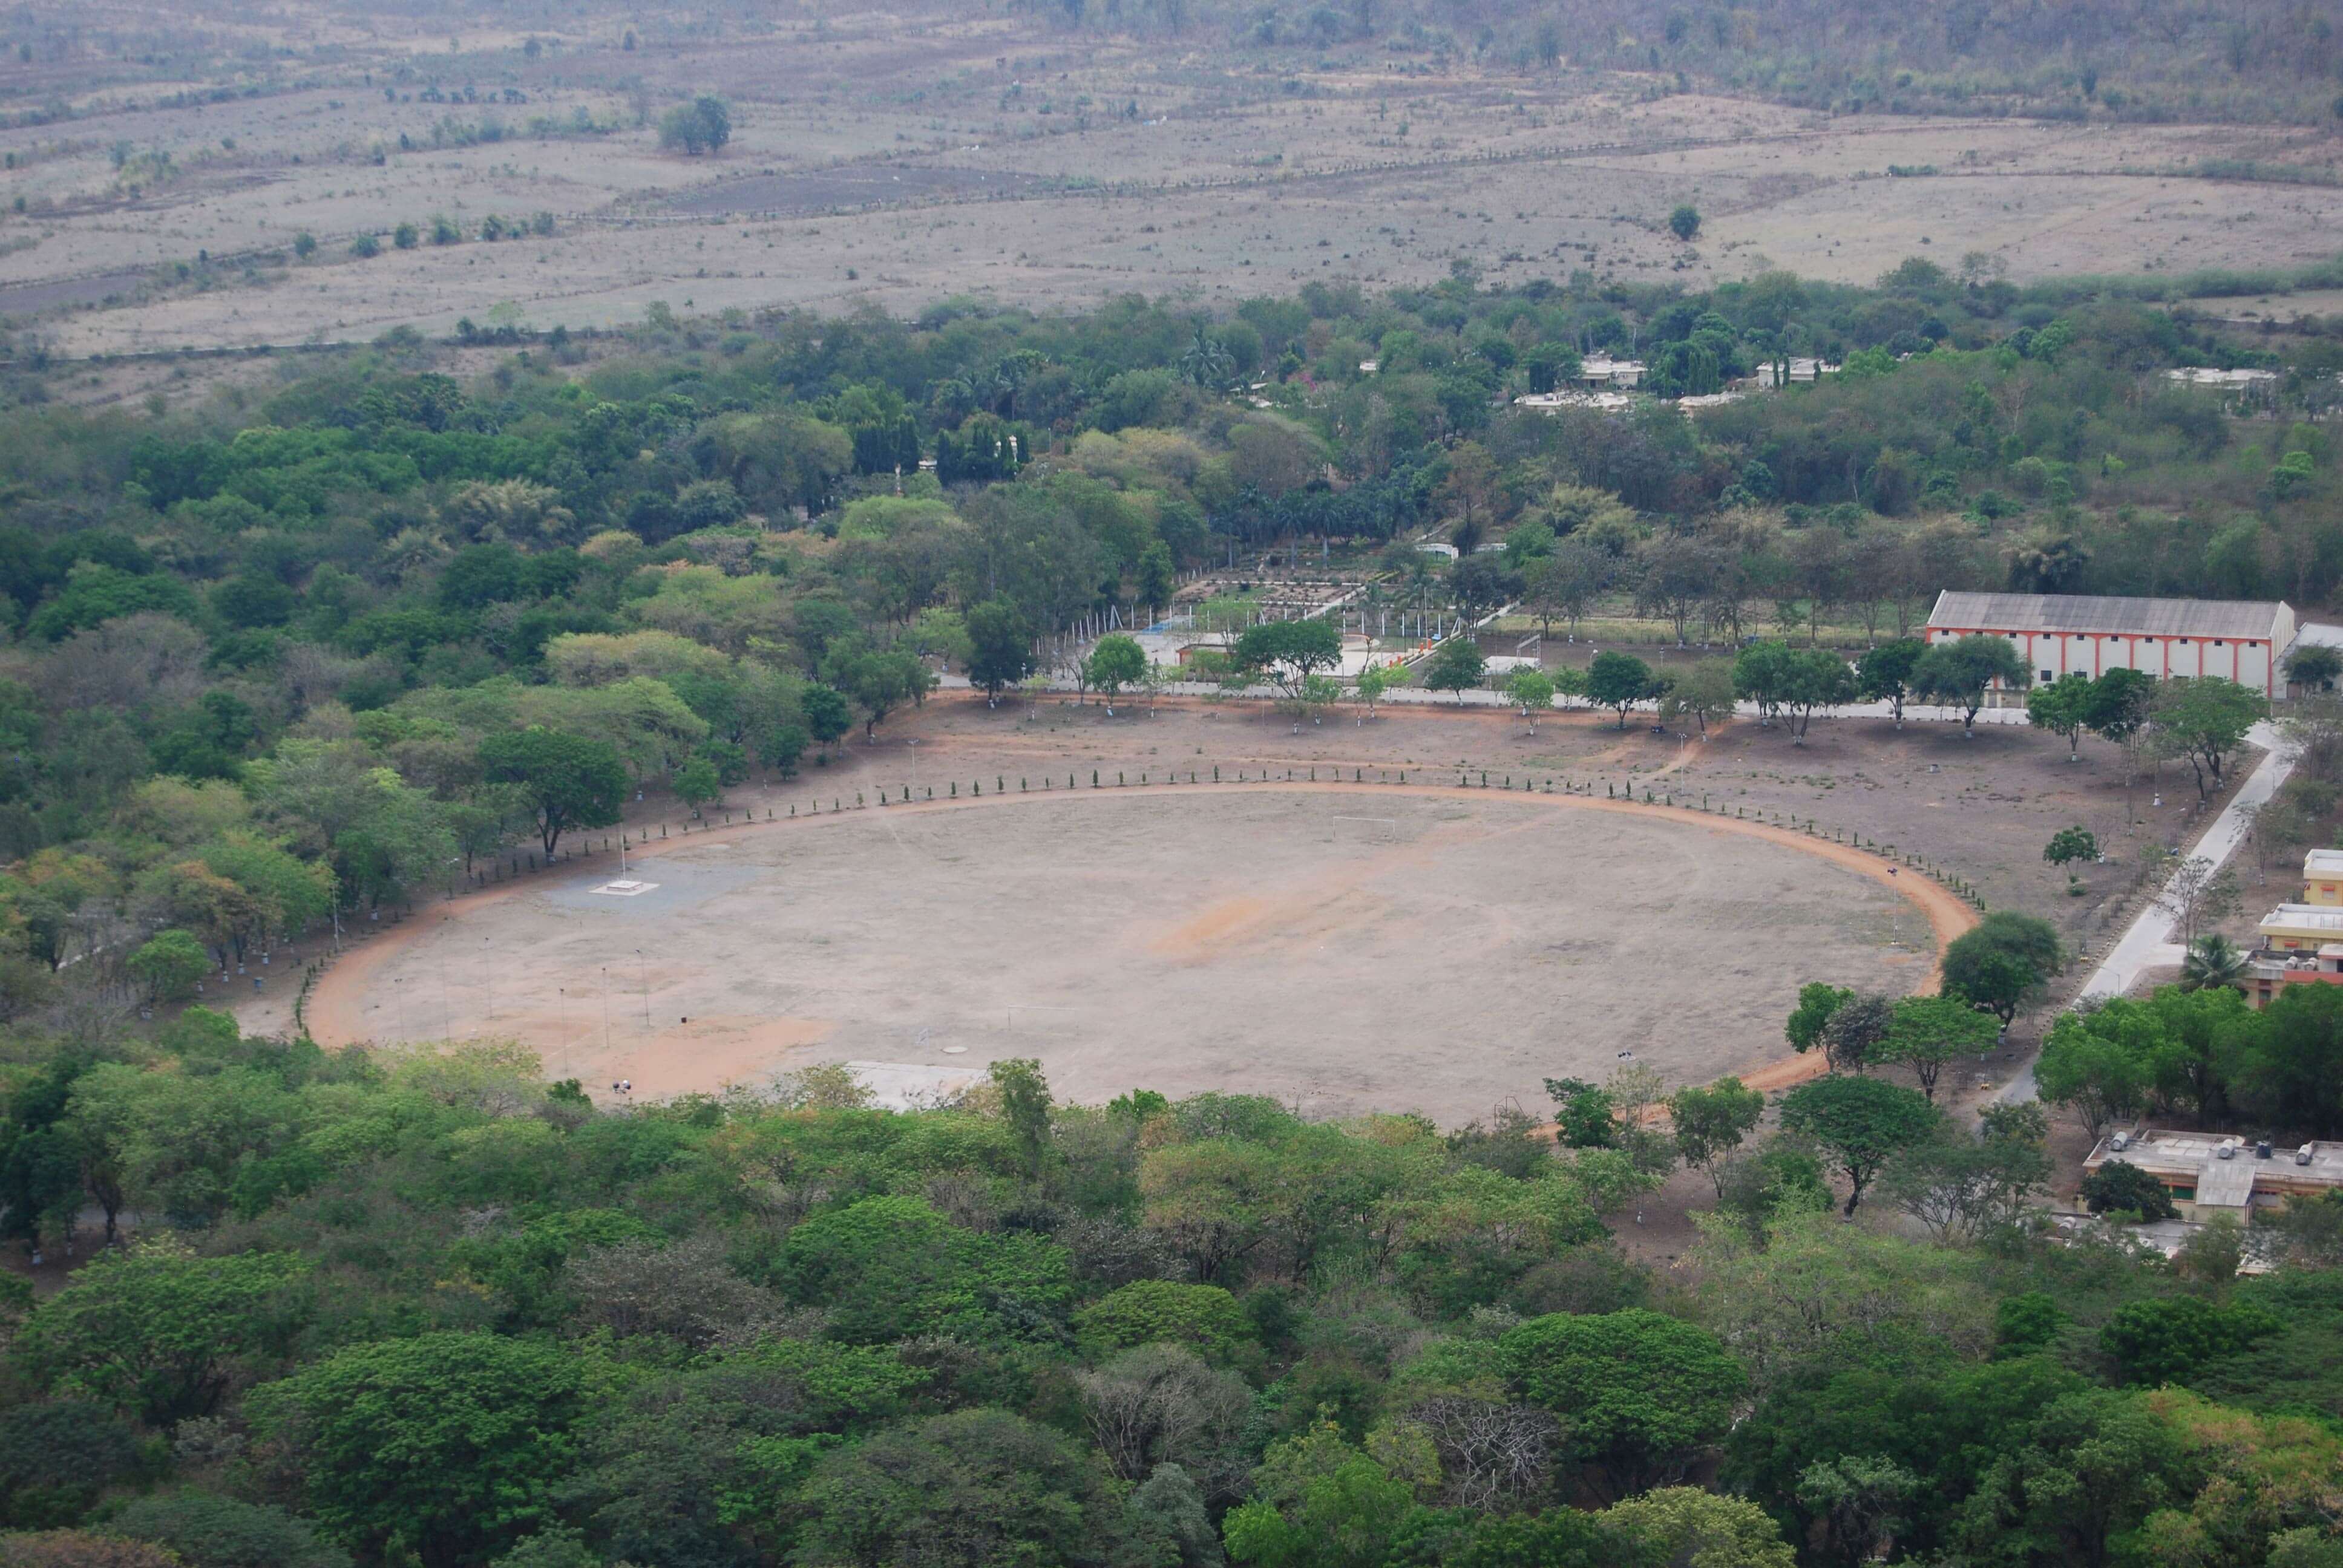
[844,1060,985,1111]
[540,856,761,916]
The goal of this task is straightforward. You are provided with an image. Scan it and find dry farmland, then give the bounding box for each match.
[4,1,2342,354]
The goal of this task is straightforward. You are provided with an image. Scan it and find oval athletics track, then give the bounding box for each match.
[297,779,1979,1099]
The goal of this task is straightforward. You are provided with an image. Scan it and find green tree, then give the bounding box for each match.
[2083,665,2156,747]
[1666,1077,1765,1196]
[796,1408,1118,1567]
[2079,1158,2180,1221]
[126,929,208,1004]
[1234,618,1345,704]
[1423,638,1488,704]
[2044,825,2099,867]
[1086,633,1148,713]
[107,1494,351,1568]
[0,1401,145,1532]
[476,727,626,855]
[989,1056,1055,1177]
[2287,642,2343,693]
[1076,1280,1253,1362]
[1777,1074,1943,1215]
[1782,647,1856,743]
[1661,658,1737,736]
[1668,205,1703,241]
[1949,1397,2183,1566]
[1587,650,1655,728]
[965,598,1035,701]
[657,95,733,155]
[15,1239,308,1426]
[2152,675,2263,799]
[1856,638,1925,727]
[2036,1004,2159,1138]
[1940,911,2061,1025]
[2027,673,2094,760]
[1506,667,1556,730]
[1912,635,2030,733]
[1501,1309,1747,1499]
[1785,981,1852,1054]
[674,757,719,815]
[2180,933,2250,992]
[1735,639,1798,728]
[1602,1488,1795,1568]
[802,684,853,752]
[1872,993,2001,1100]
[778,1194,1072,1344]
[248,1331,591,1568]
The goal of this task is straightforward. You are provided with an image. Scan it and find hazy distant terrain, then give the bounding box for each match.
[2,0,2340,354]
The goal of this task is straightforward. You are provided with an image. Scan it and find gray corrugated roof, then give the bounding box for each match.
[1927,592,2290,641]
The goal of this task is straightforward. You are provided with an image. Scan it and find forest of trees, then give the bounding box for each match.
[2,1027,2341,1568]
[0,258,2341,1563]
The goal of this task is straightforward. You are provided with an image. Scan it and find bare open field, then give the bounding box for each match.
[297,781,1956,1125]
[4,2,2341,353]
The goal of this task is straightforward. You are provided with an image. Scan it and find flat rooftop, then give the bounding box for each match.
[2086,1128,2343,1192]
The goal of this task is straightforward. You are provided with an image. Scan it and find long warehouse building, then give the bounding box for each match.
[1922,592,2299,699]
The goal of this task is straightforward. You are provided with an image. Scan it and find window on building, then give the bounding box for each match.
[2040,670,2054,684]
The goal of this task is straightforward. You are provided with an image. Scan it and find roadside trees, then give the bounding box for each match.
[1085,633,1147,715]
[965,599,1035,703]
[1734,639,1797,728]
[1912,635,2029,734]
[1781,648,1856,743]
[1506,667,1556,732]
[1872,993,2001,1100]
[1233,618,1343,705]
[476,728,627,855]
[1856,638,1925,727]
[1587,651,1654,729]
[2026,673,2093,760]
[1423,639,1487,704]
[2152,676,2262,799]
[1939,912,2062,1025]
[1662,659,1737,736]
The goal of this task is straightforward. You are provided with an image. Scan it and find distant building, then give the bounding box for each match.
[2248,850,2343,998]
[1922,592,2298,701]
[1745,358,1840,388]
[1573,356,1645,389]
[2082,1127,2343,1218]
[1513,390,1639,414]
[2165,367,2278,390]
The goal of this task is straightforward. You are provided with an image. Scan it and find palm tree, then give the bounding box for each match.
[2179,934,2250,993]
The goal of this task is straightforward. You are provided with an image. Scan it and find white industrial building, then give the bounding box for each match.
[1923,592,2299,700]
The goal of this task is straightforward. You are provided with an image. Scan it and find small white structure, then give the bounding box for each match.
[1747,358,1840,388]
[1924,591,2298,699]
[1513,390,1640,414]
[2165,367,2278,390]
[1575,356,1645,388]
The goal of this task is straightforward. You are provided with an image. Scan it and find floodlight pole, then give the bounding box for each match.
[637,947,650,1027]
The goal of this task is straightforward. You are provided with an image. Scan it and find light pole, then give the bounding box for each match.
[601,966,611,1054]
[636,947,650,1028]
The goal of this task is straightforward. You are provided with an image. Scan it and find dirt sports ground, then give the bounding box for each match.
[274,694,2022,1126]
